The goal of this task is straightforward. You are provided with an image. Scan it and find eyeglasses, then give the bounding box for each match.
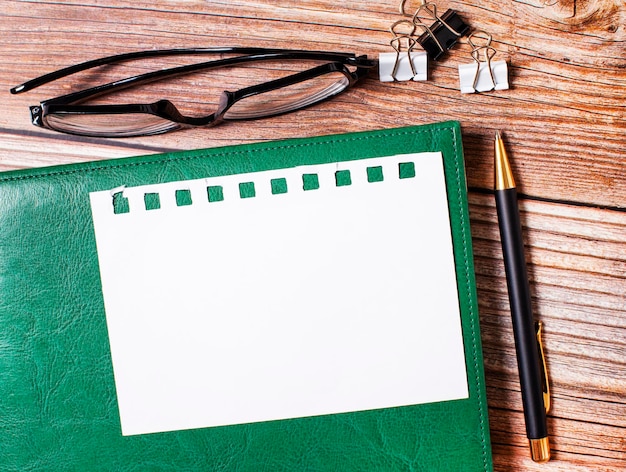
[10,48,377,138]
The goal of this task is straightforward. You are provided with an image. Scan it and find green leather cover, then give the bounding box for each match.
[0,121,492,471]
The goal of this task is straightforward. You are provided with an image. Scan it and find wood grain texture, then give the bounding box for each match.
[0,0,624,470]
[470,192,626,470]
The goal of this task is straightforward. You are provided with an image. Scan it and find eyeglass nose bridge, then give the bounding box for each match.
[150,98,224,127]
[163,91,231,127]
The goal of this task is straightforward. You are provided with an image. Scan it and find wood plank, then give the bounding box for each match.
[469,192,626,470]
[1,1,624,207]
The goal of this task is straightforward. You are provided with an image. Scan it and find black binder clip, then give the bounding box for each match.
[401,1,470,61]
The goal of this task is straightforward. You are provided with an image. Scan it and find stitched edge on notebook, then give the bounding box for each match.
[449,126,491,471]
[0,126,452,183]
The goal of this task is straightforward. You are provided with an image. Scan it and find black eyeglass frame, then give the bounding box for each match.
[11,48,378,137]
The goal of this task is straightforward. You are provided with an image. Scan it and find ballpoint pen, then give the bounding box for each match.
[494,131,551,463]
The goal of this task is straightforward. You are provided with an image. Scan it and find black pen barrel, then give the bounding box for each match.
[495,187,548,440]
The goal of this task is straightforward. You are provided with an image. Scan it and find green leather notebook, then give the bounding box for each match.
[0,121,493,471]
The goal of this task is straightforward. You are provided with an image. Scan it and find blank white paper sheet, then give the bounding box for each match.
[89,152,469,436]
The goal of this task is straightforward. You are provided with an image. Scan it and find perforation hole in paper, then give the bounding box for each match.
[271,178,288,195]
[207,185,224,203]
[239,182,256,199]
[367,166,384,183]
[399,162,416,179]
[335,170,352,187]
[113,192,130,214]
[302,173,320,191]
[144,193,161,211]
[176,189,193,207]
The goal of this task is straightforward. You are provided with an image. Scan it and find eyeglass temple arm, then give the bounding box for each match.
[40,56,254,106]
[10,48,363,95]
[31,51,376,108]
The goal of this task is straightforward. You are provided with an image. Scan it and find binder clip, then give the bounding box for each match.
[458,31,509,93]
[379,19,427,82]
[402,1,470,60]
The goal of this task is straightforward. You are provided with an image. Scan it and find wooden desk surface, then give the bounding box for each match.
[1,1,624,470]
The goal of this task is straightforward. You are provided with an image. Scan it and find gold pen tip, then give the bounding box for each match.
[530,437,551,463]
[494,130,516,190]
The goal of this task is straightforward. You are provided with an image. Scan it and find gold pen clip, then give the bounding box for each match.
[535,321,551,413]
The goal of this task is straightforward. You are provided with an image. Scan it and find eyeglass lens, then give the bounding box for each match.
[46,111,179,137]
[224,71,350,120]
